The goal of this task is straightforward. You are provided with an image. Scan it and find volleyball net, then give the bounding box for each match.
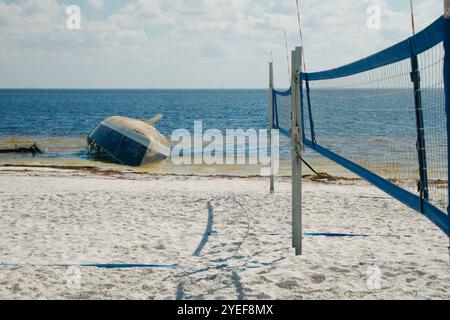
[272,16,450,237]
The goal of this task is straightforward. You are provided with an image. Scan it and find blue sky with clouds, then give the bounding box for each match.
[0,0,444,88]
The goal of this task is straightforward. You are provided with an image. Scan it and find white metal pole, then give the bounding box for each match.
[269,62,275,193]
[293,47,303,256]
[444,0,450,260]
[291,50,298,249]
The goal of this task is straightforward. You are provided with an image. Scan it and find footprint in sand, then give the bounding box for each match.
[329,266,351,274]
[311,274,326,284]
[276,279,299,290]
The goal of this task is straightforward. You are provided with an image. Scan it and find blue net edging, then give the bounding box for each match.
[272,88,292,138]
[273,88,292,96]
[299,16,450,236]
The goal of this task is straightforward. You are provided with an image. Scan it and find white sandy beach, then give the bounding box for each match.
[0,166,449,300]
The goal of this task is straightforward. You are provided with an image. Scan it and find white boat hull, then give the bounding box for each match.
[88,116,170,167]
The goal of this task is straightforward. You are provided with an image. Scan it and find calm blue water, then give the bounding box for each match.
[0,89,267,138]
[0,88,445,180]
[0,89,293,173]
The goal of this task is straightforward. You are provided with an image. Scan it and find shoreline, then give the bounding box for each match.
[2,164,447,186]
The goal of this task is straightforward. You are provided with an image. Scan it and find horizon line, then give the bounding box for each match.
[0,87,269,90]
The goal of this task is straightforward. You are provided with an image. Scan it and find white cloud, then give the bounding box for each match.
[0,0,444,88]
[86,0,104,10]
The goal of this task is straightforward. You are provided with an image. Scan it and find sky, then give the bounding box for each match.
[0,0,444,88]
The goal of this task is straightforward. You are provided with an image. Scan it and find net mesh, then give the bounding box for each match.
[272,89,293,172]
[270,17,448,235]
[302,42,447,214]
[273,90,292,137]
[418,43,447,212]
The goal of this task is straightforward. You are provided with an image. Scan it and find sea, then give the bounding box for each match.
[0,88,446,179]
[0,89,295,176]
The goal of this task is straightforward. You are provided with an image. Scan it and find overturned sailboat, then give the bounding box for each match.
[87,114,170,167]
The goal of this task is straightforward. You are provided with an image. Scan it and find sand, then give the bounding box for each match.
[0,166,449,300]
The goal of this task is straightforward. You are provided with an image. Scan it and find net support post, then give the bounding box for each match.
[269,62,275,194]
[443,0,450,251]
[290,50,297,249]
[291,47,303,256]
[410,51,429,213]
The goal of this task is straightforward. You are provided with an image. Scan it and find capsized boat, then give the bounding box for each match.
[87,114,170,167]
